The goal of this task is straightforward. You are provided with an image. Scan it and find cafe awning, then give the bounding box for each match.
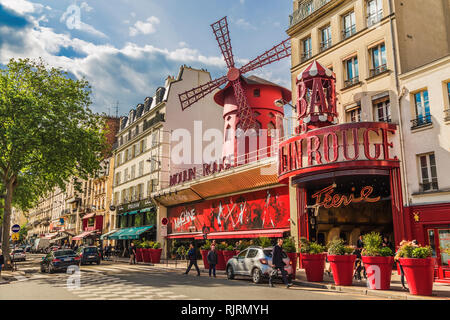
[72,230,96,241]
[100,229,119,240]
[193,228,290,240]
[118,226,154,240]
[123,210,138,216]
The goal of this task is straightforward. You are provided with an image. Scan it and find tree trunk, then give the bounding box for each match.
[1,178,15,270]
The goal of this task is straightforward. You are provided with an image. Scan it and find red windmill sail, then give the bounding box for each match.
[178,16,291,131]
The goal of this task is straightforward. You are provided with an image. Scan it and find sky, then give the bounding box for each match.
[0,0,293,116]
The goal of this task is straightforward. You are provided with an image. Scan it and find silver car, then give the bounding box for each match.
[11,249,26,261]
[226,246,293,284]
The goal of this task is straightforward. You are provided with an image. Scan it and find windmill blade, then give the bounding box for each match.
[211,17,235,69]
[239,38,291,75]
[231,78,257,131]
[178,75,228,110]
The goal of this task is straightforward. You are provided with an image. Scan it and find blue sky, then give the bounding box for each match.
[0,0,293,116]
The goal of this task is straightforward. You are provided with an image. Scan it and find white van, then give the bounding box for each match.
[33,238,51,253]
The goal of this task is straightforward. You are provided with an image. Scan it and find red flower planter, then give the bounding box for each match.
[200,250,210,269]
[216,250,226,270]
[150,248,162,264]
[302,253,326,282]
[222,250,236,265]
[142,248,152,263]
[328,254,356,286]
[287,252,298,280]
[399,258,434,296]
[362,256,394,290]
[136,248,143,262]
[298,253,303,269]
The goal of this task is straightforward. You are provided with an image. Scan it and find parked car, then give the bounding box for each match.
[48,245,60,252]
[11,249,26,262]
[226,246,293,284]
[40,249,80,273]
[76,246,101,265]
[24,245,32,253]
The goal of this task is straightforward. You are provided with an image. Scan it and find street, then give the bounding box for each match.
[0,254,387,300]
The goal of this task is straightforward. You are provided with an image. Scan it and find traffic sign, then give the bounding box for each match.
[11,233,19,241]
[11,224,20,233]
[161,217,168,226]
[160,225,167,237]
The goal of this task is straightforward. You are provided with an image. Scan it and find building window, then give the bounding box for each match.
[445,82,450,121]
[373,97,391,122]
[344,56,359,87]
[320,25,332,51]
[369,43,387,77]
[124,168,129,182]
[138,161,144,177]
[152,130,159,147]
[342,11,356,39]
[347,107,361,123]
[367,0,383,26]
[418,153,438,192]
[412,90,432,128]
[130,165,136,180]
[253,89,260,97]
[302,37,312,62]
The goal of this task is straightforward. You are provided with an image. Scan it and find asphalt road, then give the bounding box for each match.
[0,254,387,300]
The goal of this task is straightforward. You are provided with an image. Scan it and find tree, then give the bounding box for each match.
[0,58,107,267]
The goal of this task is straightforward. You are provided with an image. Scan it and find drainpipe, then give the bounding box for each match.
[388,0,410,208]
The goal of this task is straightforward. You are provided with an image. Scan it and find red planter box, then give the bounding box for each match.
[142,248,152,263]
[298,253,303,269]
[222,250,236,266]
[200,250,210,269]
[287,252,298,280]
[328,254,356,286]
[302,253,326,282]
[399,258,434,296]
[362,256,394,290]
[150,248,162,264]
[136,248,143,262]
[216,250,226,270]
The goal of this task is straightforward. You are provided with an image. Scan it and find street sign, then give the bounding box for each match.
[11,233,19,241]
[160,225,167,237]
[11,224,20,233]
[161,217,168,226]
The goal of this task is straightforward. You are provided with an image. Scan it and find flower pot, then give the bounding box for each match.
[399,258,434,296]
[142,248,152,263]
[216,250,226,270]
[327,254,356,286]
[287,252,298,280]
[150,248,162,264]
[298,253,304,269]
[302,253,326,282]
[362,256,394,290]
[222,250,236,265]
[200,250,210,269]
[136,248,143,262]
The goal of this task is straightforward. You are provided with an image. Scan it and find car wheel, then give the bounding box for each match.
[252,268,262,284]
[40,265,45,273]
[226,265,235,280]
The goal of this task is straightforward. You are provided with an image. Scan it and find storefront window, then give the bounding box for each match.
[439,229,450,266]
[428,229,437,257]
[135,213,143,227]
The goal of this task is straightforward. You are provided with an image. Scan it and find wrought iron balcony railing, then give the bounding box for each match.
[411,115,432,129]
[344,76,359,88]
[320,39,332,51]
[369,64,388,77]
[367,11,383,27]
[342,25,357,40]
[301,50,312,62]
[289,0,332,28]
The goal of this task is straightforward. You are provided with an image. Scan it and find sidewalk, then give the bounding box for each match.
[114,257,450,300]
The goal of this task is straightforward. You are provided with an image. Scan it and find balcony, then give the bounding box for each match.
[444,109,450,122]
[320,39,332,52]
[301,50,312,63]
[344,76,360,88]
[367,11,383,27]
[289,0,332,28]
[369,64,388,78]
[342,25,357,40]
[411,115,432,129]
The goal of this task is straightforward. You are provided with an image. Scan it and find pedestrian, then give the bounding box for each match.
[207,245,218,277]
[382,236,393,251]
[269,238,292,288]
[129,242,137,265]
[105,244,111,260]
[0,249,4,280]
[184,243,200,276]
[394,240,409,291]
[357,235,364,250]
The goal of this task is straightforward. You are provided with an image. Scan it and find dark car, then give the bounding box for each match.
[77,246,101,265]
[40,249,80,273]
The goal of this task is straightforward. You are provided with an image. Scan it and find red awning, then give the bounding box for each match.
[194,228,290,240]
[72,231,95,240]
[166,232,202,239]
[43,233,58,239]
[82,213,96,219]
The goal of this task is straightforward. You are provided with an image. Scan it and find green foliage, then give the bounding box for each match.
[217,242,227,250]
[412,247,432,259]
[225,245,234,251]
[299,237,309,254]
[153,242,161,249]
[327,239,353,255]
[395,241,432,259]
[176,245,186,257]
[282,237,297,253]
[361,232,393,257]
[201,240,211,250]
[254,237,272,248]
[238,240,251,251]
[18,224,28,242]
[298,238,325,254]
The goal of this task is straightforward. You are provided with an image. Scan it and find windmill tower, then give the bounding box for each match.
[178,16,292,165]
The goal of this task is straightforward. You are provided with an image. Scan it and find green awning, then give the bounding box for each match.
[125,210,139,216]
[100,229,119,240]
[140,207,153,213]
[118,226,154,240]
[107,228,129,240]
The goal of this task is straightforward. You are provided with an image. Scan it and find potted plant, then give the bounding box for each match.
[176,245,186,260]
[282,237,298,280]
[201,240,211,269]
[222,244,236,265]
[396,240,434,296]
[298,237,309,269]
[216,242,227,270]
[327,239,356,286]
[151,241,162,263]
[142,241,153,263]
[135,241,144,263]
[300,239,326,282]
[361,232,394,290]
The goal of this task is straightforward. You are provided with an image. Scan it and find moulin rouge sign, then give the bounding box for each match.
[278,122,399,182]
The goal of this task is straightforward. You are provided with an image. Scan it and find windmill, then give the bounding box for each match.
[178,16,291,131]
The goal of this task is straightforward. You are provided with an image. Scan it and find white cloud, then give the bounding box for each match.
[129,16,160,36]
[0,0,43,14]
[178,41,188,48]
[234,18,257,31]
[80,2,93,12]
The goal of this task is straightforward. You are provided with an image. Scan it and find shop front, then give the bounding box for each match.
[71,213,103,246]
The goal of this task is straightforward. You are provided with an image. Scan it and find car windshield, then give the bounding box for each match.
[54,250,75,257]
[84,247,98,253]
[263,249,288,259]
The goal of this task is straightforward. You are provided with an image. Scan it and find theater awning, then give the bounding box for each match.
[72,231,96,241]
[193,228,290,240]
[166,232,202,239]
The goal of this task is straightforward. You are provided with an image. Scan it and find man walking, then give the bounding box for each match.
[207,245,218,277]
[269,238,292,288]
[0,249,4,281]
[184,243,200,276]
[129,242,137,265]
